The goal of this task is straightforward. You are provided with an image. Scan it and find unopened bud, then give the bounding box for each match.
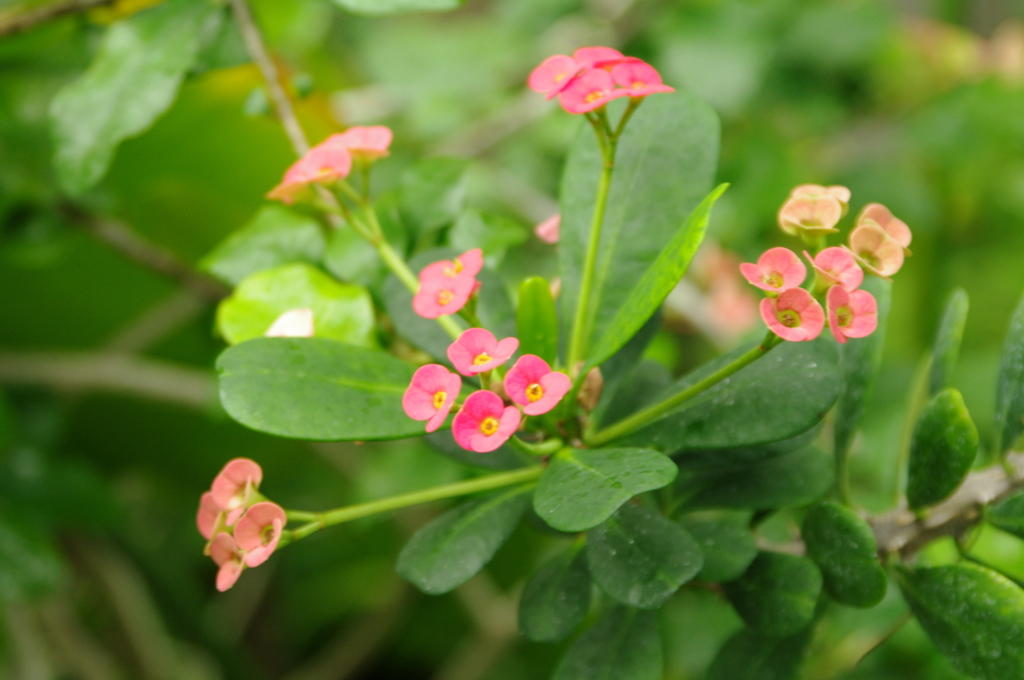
[577,366,603,412]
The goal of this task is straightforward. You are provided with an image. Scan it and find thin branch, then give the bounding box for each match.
[0,0,114,38]
[103,291,206,353]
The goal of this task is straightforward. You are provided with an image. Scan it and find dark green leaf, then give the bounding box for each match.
[518,544,591,642]
[200,205,326,285]
[586,503,703,609]
[399,157,468,237]
[331,0,463,16]
[618,337,840,452]
[534,448,677,532]
[587,184,726,368]
[552,607,662,680]
[987,490,1024,539]
[217,337,423,441]
[895,563,1024,680]
[723,552,822,637]
[216,263,376,347]
[516,277,559,364]
[706,627,812,680]
[49,0,215,194]
[396,486,531,594]
[0,511,64,604]
[907,387,978,509]
[678,511,758,583]
[676,426,822,470]
[802,501,886,607]
[449,210,527,267]
[593,360,673,429]
[930,288,969,396]
[324,226,382,288]
[995,288,1024,454]
[559,92,719,362]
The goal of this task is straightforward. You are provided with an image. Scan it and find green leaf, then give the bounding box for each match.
[834,276,891,457]
[399,157,468,237]
[200,205,326,285]
[559,92,719,362]
[802,501,886,608]
[49,0,216,195]
[216,263,376,347]
[988,490,1024,539]
[678,511,758,583]
[723,552,822,637]
[552,607,662,680]
[217,337,423,441]
[396,486,531,594]
[324,226,382,288]
[706,627,812,680]
[449,210,528,267]
[676,446,835,511]
[518,544,591,642]
[907,387,979,509]
[895,563,1024,680]
[586,503,703,609]
[516,277,559,364]
[594,360,673,429]
[930,288,969,396]
[618,337,840,452]
[534,448,678,532]
[995,288,1024,454]
[331,0,463,16]
[587,184,726,368]
[0,511,64,604]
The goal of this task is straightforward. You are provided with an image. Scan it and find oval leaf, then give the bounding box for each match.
[723,552,822,637]
[517,277,559,364]
[802,501,886,608]
[907,387,979,510]
[929,288,969,395]
[552,607,662,680]
[678,511,758,583]
[399,157,468,237]
[995,288,1024,454]
[706,627,812,680]
[988,490,1024,540]
[518,544,591,642]
[534,448,678,532]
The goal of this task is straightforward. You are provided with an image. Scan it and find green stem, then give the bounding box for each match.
[585,332,783,446]
[505,436,564,458]
[285,466,544,543]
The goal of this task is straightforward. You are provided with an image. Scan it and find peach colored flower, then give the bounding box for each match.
[196,492,222,541]
[790,184,851,213]
[827,286,878,344]
[739,247,806,294]
[209,533,246,592]
[504,355,571,416]
[777,194,843,237]
[846,223,904,278]
[558,68,621,114]
[857,203,911,252]
[267,143,352,204]
[528,55,581,99]
[234,501,286,568]
[447,329,519,376]
[760,288,825,342]
[265,308,315,338]
[327,126,392,161]
[535,214,560,244]
[403,364,462,432]
[610,61,674,98]
[802,247,863,292]
[451,391,521,453]
[210,458,263,525]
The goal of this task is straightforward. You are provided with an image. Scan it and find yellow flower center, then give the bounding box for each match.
[437,289,454,306]
[632,80,646,89]
[779,310,801,328]
[473,353,492,366]
[480,417,499,436]
[836,306,852,328]
[443,259,464,277]
[526,384,544,402]
[584,90,604,103]
[433,391,447,409]
[554,72,566,83]
[765,272,784,288]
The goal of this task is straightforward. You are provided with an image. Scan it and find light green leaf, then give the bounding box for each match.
[399,157,468,237]
[586,503,703,609]
[723,552,822,637]
[331,0,462,16]
[988,490,1024,539]
[217,337,423,441]
[895,563,1024,680]
[449,210,528,267]
[587,184,726,368]
[930,288,969,396]
[552,607,662,680]
[534,448,677,532]
[802,501,886,608]
[995,288,1024,454]
[200,205,326,285]
[907,387,978,509]
[706,627,812,680]
[516,277,559,365]
[518,544,591,642]
[678,511,758,583]
[49,0,216,195]
[396,486,531,594]
[559,92,719,362]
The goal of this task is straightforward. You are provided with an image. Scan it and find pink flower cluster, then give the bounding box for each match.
[267,126,393,204]
[412,249,483,319]
[196,459,286,591]
[403,329,571,452]
[529,47,674,114]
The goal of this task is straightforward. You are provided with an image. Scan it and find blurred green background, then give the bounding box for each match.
[2,0,1024,677]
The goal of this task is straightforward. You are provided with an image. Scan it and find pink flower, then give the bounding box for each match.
[739,247,806,293]
[827,286,878,344]
[610,61,674,97]
[451,391,521,453]
[759,288,825,342]
[196,492,222,541]
[777,194,843,237]
[209,533,246,592]
[267,143,353,204]
[418,249,484,282]
[210,458,263,525]
[846,223,904,278]
[857,203,912,252]
[504,355,571,416]
[558,68,621,114]
[403,364,462,432]
[447,328,519,376]
[802,247,864,292]
[234,501,287,568]
[790,184,851,212]
[535,214,560,244]
[412,273,476,318]
[326,126,393,161]
[573,46,627,69]
[528,55,581,99]
[265,308,315,338]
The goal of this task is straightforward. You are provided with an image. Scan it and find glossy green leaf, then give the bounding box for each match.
[217,337,423,441]
[518,544,591,642]
[331,0,462,16]
[586,503,703,609]
[0,511,64,604]
[587,184,726,368]
[618,337,840,452]
[399,157,468,237]
[49,0,215,194]
[594,360,673,430]
[988,490,1024,539]
[929,288,969,396]
[723,552,822,637]
[995,288,1024,454]
[200,205,326,285]
[324,226,381,288]
[678,511,758,583]
[396,486,531,594]
[559,92,719,362]
[802,501,886,607]
[449,210,528,267]
[552,607,661,680]
[216,263,376,347]
[516,277,559,364]
[706,627,812,680]
[834,276,891,457]
[895,563,1024,680]
[907,387,978,509]
[676,445,835,511]
[534,448,678,532]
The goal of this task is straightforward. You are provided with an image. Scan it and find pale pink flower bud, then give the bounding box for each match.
[196,492,222,541]
[447,328,519,377]
[504,355,572,416]
[759,288,825,342]
[789,184,852,214]
[802,247,864,292]
[535,214,560,244]
[857,203,912,252]
[846,223,905,278]
[528,55,581,99]
[827,286,878,344]
[210,458,263,524]
[777,194,843,237]
[739,247,806,293]
[610,61,674,98]
[451,391,521,453]
[558,68,621,114]
[264,308,315,338]
[402,364,462,432]
[267,143,353,204]
[234,501,286,568]
[325,125,392,161]
[209,533,245,592]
